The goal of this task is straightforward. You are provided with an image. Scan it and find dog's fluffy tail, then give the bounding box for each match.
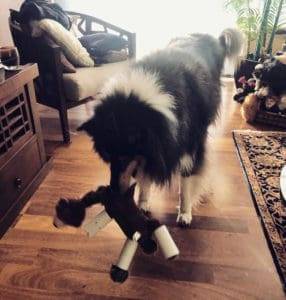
[219,28,244,58]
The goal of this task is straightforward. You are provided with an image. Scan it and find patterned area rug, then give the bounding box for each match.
[233,130,286,290]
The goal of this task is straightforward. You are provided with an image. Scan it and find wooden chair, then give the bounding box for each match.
[9,10,136,143]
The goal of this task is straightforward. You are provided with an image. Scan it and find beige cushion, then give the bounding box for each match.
[63,61,129,101]
[38,19,94,67]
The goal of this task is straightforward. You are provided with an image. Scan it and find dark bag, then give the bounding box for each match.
[79,33,128,57]
[19,0,71,30]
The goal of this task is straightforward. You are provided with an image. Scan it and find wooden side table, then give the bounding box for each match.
[0,64,51,237]
[281,165,286,203]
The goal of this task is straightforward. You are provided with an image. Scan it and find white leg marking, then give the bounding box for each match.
[135,168,152,212]
[177,162,210,227]
[180,153,194,175]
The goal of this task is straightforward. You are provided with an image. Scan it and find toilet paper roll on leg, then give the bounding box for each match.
[153,225,179,260]
[110,233,140,283]
[110,225,179,283]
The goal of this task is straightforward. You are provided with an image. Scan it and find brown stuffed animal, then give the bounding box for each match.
[241,93,260,122]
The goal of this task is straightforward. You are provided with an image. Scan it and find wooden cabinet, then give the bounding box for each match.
[0,64,51,237]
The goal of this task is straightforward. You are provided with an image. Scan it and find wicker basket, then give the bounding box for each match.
[255,110,286,128]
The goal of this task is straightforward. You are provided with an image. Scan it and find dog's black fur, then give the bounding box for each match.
[78,29,242,186]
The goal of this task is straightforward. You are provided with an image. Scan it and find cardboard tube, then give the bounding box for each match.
[82,210,112,237]
[116,239,138,271]
[153,225,179,260]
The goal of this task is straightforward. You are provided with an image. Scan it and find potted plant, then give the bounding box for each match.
[258,0,285,57]
[225,0,286,87]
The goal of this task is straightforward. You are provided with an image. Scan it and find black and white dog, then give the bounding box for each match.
[78,29,243,227]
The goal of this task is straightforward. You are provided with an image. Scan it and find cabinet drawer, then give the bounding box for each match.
[0,137,41,219]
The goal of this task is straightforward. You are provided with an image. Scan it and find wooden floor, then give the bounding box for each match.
[0,79,285,299]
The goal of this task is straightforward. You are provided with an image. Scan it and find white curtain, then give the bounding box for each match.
[56,0,237,58]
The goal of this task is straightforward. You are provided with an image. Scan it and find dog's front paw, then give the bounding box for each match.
[176,212,192,228]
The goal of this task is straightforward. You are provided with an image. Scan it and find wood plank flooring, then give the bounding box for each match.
[0,79,285,299]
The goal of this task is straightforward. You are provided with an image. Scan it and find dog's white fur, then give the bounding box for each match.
[177,162,210,224]
[134,146,211,226]
[135,162,209,225]
[100,67,202,223]
[100,68,177,125]
[87,29,243,226]
[179,154,194,175]
[132,154,206,226]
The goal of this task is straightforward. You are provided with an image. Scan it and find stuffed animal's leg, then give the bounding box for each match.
[153,225,179,260]
[110,223,178,283]
[81,188,107,207]
[110,238,138,283]
[53,187,109,228]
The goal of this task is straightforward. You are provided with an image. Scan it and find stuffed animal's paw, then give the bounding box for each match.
[54,198,86,227]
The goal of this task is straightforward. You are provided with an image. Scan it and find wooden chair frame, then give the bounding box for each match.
[9,10,136,143]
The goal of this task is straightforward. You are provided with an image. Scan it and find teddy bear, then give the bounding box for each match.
[54,184,179,283]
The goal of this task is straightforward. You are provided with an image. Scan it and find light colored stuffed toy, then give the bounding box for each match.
[241,93,261,122]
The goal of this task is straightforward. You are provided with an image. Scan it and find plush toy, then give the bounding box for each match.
[278,95,286,112]
[253,55,286,97]
[239,55,286,122]
[233,76,256,103]
[54,185,179,283]
[240,93,261,122]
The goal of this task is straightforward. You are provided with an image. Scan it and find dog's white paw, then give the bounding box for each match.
[176,212,192,228]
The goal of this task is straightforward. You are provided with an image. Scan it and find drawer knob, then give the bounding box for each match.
[14,177,22,189]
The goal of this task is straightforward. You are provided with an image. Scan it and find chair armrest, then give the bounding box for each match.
[67,11,136,59]
[9,15,66,108]
[32,40,67,108]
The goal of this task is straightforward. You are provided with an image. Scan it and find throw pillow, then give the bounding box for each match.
[38,19,94,67]
[43,36,77,73]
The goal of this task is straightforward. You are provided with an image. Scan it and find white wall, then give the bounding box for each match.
[56,0,236,58]
[0,0,23,46]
